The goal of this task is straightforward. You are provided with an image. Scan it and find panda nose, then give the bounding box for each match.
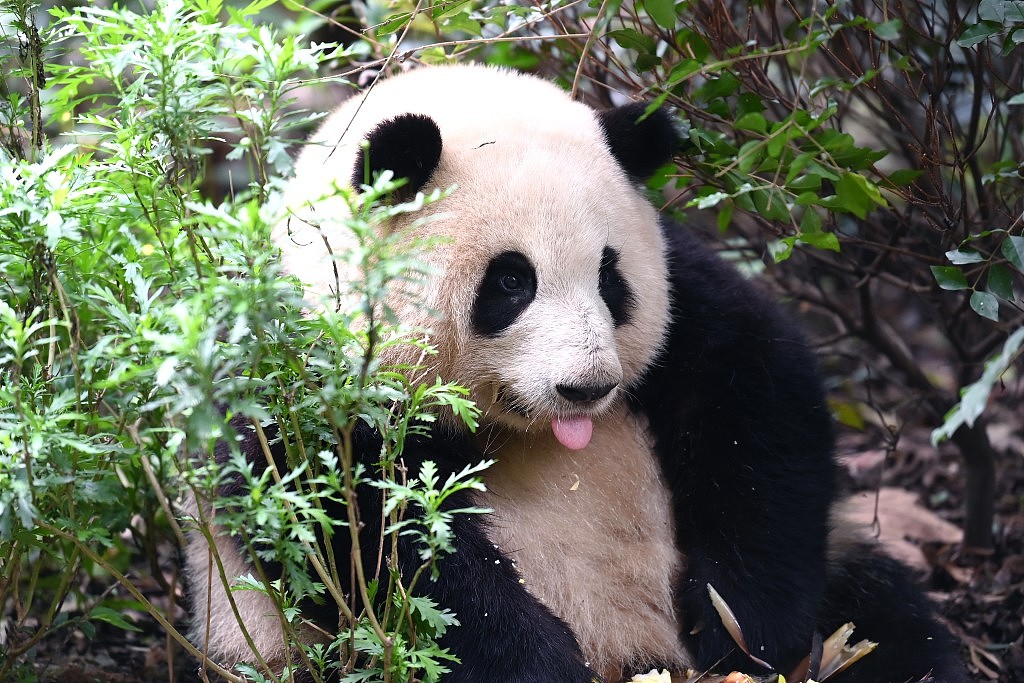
[556,382,618,403]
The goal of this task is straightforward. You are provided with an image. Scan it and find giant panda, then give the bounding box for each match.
[184,65,969,683]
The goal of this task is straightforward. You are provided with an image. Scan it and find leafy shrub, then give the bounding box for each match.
[1,2,481,681]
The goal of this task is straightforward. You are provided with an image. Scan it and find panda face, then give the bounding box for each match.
[414,142,670,446]
[276,66,674,445]
[466,244,628,437]
[466,240,627,431]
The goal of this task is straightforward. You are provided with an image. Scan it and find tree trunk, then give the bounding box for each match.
[951,421,996,552]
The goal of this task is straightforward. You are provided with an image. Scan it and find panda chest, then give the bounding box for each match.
[474,408,689,678]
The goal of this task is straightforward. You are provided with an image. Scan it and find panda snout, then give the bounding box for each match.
[555,382,618,403]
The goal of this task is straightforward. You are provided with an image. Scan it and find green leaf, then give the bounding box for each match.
[800,211,840,251]
[716,200,734,233]
[873,19,902,41]
[377,11,414,36]
[642,0,678,30]
[77,614,99,639]
[853,173,888,207]
[1009,92,1024,105]
[970,290,1000,321]
[771,236,798,262]
[749,187,790,221]
[195,0,224,21]
[1002,235,1024,270]
[978,0,1021,21]
[930,266,969,291]
[835,172,870,218]
[696,72,741,101]
[240,0,277,16]
[830,398,866,431]
[635,53,663,71]
[979,0,1000,21]
[607,29,656,54]
[945,249,985,264]
[795,191,821,206]
[737,93,766,117]
[933,327,1024,443]
[801,207,823,233]
[988,265,1016,300]
[886,169,923,186]
[737,140,763,173]
[735,112,768,134]
[958,20,1003,47]
[406,594,458,638]
[668,59,702,85]
[440,12,482,36]
[801,230,840,252]
[785,152,815,184]
[89,605,143,633]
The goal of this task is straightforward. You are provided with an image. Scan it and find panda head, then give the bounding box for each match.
[278,66,677,449]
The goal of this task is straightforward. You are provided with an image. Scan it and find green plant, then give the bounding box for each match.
[0,2,484,681]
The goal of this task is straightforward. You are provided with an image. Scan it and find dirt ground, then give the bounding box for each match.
[20,411,1024,683]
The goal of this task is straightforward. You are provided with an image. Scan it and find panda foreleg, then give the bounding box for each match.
[665,426,833,677]
[393,428,599,683]
[412,511,598,682]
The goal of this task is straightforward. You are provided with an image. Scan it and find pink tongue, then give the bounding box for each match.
[551,416,594,450]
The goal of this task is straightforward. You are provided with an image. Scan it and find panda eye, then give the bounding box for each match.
[599,246,635,327]
[498,272,525,293]
[472,251,537,337]
[599,265,617,288]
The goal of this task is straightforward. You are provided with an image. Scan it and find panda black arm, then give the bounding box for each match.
[388,426,599,683]
[419,514,597,683]
[630,223,838,675]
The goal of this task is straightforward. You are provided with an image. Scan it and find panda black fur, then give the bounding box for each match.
[184,65,968,682]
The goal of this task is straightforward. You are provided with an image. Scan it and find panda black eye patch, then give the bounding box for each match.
[599,246,635,326]
[472,251,537,336]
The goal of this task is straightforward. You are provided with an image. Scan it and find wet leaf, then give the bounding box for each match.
[970,290,999,321]
[930,266,969,291]
[945,248,984,264]
[988,264,1015,300]
[1002,235,1024,269]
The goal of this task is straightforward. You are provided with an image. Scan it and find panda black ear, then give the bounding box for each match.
[352,113,443,199]
[598,102,678,180]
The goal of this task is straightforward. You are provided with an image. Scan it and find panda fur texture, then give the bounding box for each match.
[184,65,968,682]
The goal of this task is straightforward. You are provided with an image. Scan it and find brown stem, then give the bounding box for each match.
[950,422,996,551]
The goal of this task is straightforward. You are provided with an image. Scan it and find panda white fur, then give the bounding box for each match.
[185,65,968,682]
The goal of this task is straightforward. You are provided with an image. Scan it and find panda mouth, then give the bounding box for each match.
[492,384,599,450]
[493,384,611,419]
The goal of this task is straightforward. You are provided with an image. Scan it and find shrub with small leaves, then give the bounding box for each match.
[0,2,484,682]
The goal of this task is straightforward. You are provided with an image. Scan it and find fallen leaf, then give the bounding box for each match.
[817,623,877,680]
[707,584,773,670]
[836,487,962,571]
